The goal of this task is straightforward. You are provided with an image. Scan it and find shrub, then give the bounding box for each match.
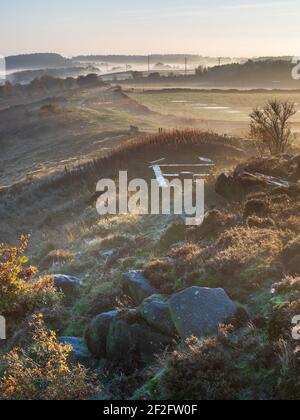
[40,249,74,270]
[160,325,280,400]
[159,222,186,250]
[0,314,99,400]
[0,236,61,316]
[160,327,245,400]
[243,198,269,219]
[187,209,235,241]
[144,259,175,294]
[247,216,275,229]
[281,236,300,274]
[275,340,300,400]
[272,276,300,295]
[203,227,284,297]
[268,299,300,342]
[249,100,296,156]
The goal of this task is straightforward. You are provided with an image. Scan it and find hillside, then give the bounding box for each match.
[121,60,300,89]
[5,53,73,70]
[1,75,300,401]
[2,129,300,399]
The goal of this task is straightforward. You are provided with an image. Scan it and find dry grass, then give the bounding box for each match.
[160,324,276,400]
[272,276,300,295]
[62,129,246,189]
[40,249,74,270]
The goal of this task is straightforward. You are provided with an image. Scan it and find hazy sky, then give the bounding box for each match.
[1,0,300,57]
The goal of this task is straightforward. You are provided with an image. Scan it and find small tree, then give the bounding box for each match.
[0,314,99,400]
[249,100,296,156]
[0,236,61,316]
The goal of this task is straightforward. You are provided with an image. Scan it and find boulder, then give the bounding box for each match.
[138,295,177,337]
[58,337,95,367]
[106,319,135,362]
[106,319,173,364]
[52,274,82,295]
[102,250,115,258]
[85,310,119,359]
[215,173,244,201]
[169,287,237,339]
[123,271,158,304]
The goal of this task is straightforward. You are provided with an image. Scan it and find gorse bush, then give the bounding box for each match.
[0,236,61,316]
[0,314,99,400]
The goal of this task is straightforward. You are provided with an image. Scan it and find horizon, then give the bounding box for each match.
[1,0,300,57]
[5,52,294,60]
[3,52,296,59]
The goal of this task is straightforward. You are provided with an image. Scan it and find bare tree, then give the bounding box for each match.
[249,100,297,156]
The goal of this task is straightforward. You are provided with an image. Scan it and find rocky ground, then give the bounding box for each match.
[2,130,300,400]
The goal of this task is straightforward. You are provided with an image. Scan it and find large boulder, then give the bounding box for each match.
[169,287,237,339]
[137,295,177,337]
[106,319,135,362]
[85,310,119,359]
[58,337,95,368]
[123,271,158,305]
[52,274,82,295]
[106,319,173,364]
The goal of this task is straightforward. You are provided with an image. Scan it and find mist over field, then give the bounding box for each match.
[1,0,300,403]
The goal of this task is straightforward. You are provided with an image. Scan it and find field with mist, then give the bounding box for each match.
[129,89,300,135]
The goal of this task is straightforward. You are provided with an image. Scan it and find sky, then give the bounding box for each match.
[1,0,300,57]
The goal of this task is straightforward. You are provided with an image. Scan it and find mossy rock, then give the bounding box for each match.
[137,295,177,337]
[85,310,119,359]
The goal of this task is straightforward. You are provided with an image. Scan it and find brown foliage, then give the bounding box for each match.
[0,236,61,316]
[0,314,99,400]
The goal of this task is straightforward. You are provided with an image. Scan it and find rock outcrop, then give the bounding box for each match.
[123,271,158,305]
[137,294,177,337]
[107,319,172,364]
[52,274,82,295]
[85,310,119,359]
[85,309,173,362]
[85,281,237,363]
[169,287,237,339]
[58,337,95,367]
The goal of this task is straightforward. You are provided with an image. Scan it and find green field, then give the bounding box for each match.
[129,90,300,123]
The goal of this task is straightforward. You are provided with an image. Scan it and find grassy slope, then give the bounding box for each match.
[3,84,300,399]
[0,87,162,187]
[0,129,245,246]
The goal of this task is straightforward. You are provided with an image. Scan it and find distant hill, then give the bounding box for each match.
[124,59,300,89]
[196,59,298,86]
[8,66,99,85]
[5,53,73,70]
[253,56,294,62]
[74,54,245,65]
